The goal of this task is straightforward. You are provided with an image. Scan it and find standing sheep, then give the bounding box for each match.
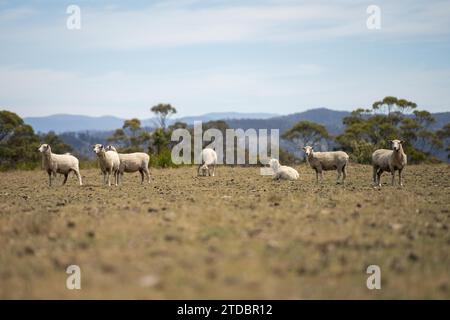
[38,144,82,186]
[93,144,120,186]
[372,139,407,187]
[198,148,217,177]
[302,146,349,184]
[268,158,299,181]
[106,146,150,185]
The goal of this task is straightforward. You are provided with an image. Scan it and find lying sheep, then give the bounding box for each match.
[106,146,150,185]
[198,148,217,177]
[372,139,407,187]
[38,144,82,186]
[268,158,299,181]
[302,146,349,184]
[93,144,120,186]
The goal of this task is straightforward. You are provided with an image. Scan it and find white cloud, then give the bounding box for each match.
[1,1,449,49]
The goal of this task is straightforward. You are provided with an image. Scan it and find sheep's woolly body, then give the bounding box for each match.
[372,140,407,187]
[198,148,218,176]
[117,152,151,184]
[303,147,349,184]
[269,159,299,181]
[39,144,82,186]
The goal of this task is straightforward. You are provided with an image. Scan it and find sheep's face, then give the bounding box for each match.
[200,164,209,176]
[302,146,313,156]
[38,144,50,153]
[390,140,404,151]
[268,158,280,171]
[93,144,105,154]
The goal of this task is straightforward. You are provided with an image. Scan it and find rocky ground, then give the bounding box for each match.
[0,164,449,299]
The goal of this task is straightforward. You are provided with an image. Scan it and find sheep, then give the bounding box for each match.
[268,158,299,181]
[302,146,349,184]
[372,139,407,187]
[106,145,150,185]
[93,144,120,186]
[198,148,217,177]
[38,144,82,186]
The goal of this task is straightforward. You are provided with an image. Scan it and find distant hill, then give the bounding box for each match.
[225,108,350,135]
[25,112,279,133]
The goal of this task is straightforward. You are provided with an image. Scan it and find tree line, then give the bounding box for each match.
[1,96,449,170]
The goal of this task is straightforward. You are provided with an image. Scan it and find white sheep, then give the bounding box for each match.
[268,158,299,181]
[38,144,82,186]
[106,145,150,185]
[302,146,349,184]
[372,139,407,187]
[93,144,120,186]
[198,148,217,177]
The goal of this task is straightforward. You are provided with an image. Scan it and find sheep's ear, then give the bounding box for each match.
[302,147,306,151]
[400,140,404,144]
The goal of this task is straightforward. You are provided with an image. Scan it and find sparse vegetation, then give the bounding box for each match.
[0,164,449,299]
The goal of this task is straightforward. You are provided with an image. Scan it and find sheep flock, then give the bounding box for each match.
[37,140,409,188]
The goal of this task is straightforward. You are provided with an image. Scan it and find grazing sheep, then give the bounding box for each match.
[198,148,217,177]
[268,158,299,181]
[372,139,407,187]
[302,146,349,184]
[106,145,150,185]
[93,144,120,186]
[38,144,82,186]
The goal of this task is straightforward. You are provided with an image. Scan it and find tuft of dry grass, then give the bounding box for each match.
[0,163,449,299]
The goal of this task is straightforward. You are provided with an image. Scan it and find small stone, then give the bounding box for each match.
[139,275,160,288]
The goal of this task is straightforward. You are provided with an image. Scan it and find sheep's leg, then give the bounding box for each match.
[372,166,377,185]
[376,169,383,187]
[143,168,151,184]
[48,172,52,187]
[103,172,107,185]
[138,170,144,184]
[336,169,342,184]
[319,170,324,183]
[74,169,82,186]
[114,170,118,186]
[62,173,68,185]
[212,164,216,177]
[342,165,347,184]
[315,169,319,183]
[390,168,395,186]
[398,168,404,187]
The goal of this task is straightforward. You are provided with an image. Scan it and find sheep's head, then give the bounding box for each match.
[93,144,105,154]
[268,158,280,171]
[302,146,314,156]
[200,164,209,176]
[105,145,117,152]
[38,144,50,153]
[390,139,404,151]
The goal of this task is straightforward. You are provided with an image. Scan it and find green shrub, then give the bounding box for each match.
[150,148,178,168]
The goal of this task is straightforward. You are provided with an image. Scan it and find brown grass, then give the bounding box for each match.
[0,163,449,299]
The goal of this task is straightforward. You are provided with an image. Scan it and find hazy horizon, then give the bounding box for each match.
[1,1,450,118]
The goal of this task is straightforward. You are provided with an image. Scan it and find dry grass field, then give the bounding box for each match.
[0,163,449,299]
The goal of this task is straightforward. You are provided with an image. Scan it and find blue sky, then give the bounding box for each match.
[1,0,450,118]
